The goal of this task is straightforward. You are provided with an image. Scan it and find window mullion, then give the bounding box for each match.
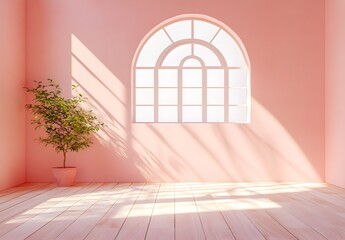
[154,67,159,122]
[224,68,229,122]
[178,66,182,122]
[202,68,207,123]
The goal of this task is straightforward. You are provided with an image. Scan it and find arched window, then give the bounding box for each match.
[132,15,251,123]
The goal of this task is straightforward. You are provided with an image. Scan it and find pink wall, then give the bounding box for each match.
[0,0,26,190]
[26,0,325,182]
[325,0,345,188]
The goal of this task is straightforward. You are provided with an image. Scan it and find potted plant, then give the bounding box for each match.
[25,79,104,186]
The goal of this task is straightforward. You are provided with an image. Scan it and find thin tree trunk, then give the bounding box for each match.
[63,151,67,168]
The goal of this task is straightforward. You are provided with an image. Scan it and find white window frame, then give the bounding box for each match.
[132,14,251,123]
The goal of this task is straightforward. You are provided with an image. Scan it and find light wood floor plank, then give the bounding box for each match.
[0,184,58,225]
[209,183,266,240]
[295,183,345,212]
[223,183,298,240]
[25,183,104,240]
[245,209,298,240]
[115,184,160,240]
[55,183,118,240]
[190,183,236,240]
[0,183,88,239]
[288,184,345,238]
[0,183,47,199]
[145,183,174,240]
[245,183,327,240]
[0,183,52,211]
[84,183,145,240]
[174,183,205,240]
[246,183,345,240]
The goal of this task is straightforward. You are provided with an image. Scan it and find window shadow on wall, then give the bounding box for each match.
[71,34,321,182]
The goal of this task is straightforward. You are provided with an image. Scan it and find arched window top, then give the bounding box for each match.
[132,15,251,123]
[135,15,250,69]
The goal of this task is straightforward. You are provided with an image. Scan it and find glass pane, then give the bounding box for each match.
[229,69,248,87]
[207,88,224,105]
[165,20,192,42]
[159,88,178,105]
[183,58,202,67]
[158,106,178,122]
[211,30,246,67]
[136,88,154,105]
[183,88,202,105]
[162,44,192,66]
[136,29,172,67]
[194,20,219,42]
[136,106,154,122]
[182,106,202,122]
[207,69,224,87]
[229,106,248,123]
[136,69,154,87]
[182,69,202,87]
[159,69,178,87]
[207,106,224,122]
[194,44,221,66]
[229,88,247,105]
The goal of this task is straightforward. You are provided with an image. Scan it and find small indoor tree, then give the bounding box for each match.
[25,79,104,168]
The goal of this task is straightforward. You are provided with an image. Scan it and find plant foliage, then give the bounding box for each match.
[25,79,104,168]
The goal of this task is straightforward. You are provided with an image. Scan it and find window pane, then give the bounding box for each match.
[183,88,202,105]
[165,20,191,42]
[229,106,248,123]
[159,69,178,87]
[136,29,172,67]
[159,88,178,105]
[162,44,192,66]
[207,106,224,122]
[158,106,178,122]
[136,69,154,87]
[194,20,219,42]
[207,69,224,87]
[229,88,247,105]
[182,69,202,87]
[229,69,248,87]
[182,106,202,122]
[212,30,246,67]
[183,58,202,67]
[207,88,224,105]
[194,44,221,66]
[136,106,154,122]
[136,88,154,105]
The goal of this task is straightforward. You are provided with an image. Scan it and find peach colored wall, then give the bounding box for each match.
[325,0,345,188]
[0,0,26,190]
[26,0,325,182]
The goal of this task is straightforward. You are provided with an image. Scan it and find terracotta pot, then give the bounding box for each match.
[52,167,77,187]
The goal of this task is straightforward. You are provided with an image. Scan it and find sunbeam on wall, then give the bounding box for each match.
[71,34,127,158]
[70,34,320,182]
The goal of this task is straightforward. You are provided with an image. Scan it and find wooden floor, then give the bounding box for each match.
[1,183,345,240]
